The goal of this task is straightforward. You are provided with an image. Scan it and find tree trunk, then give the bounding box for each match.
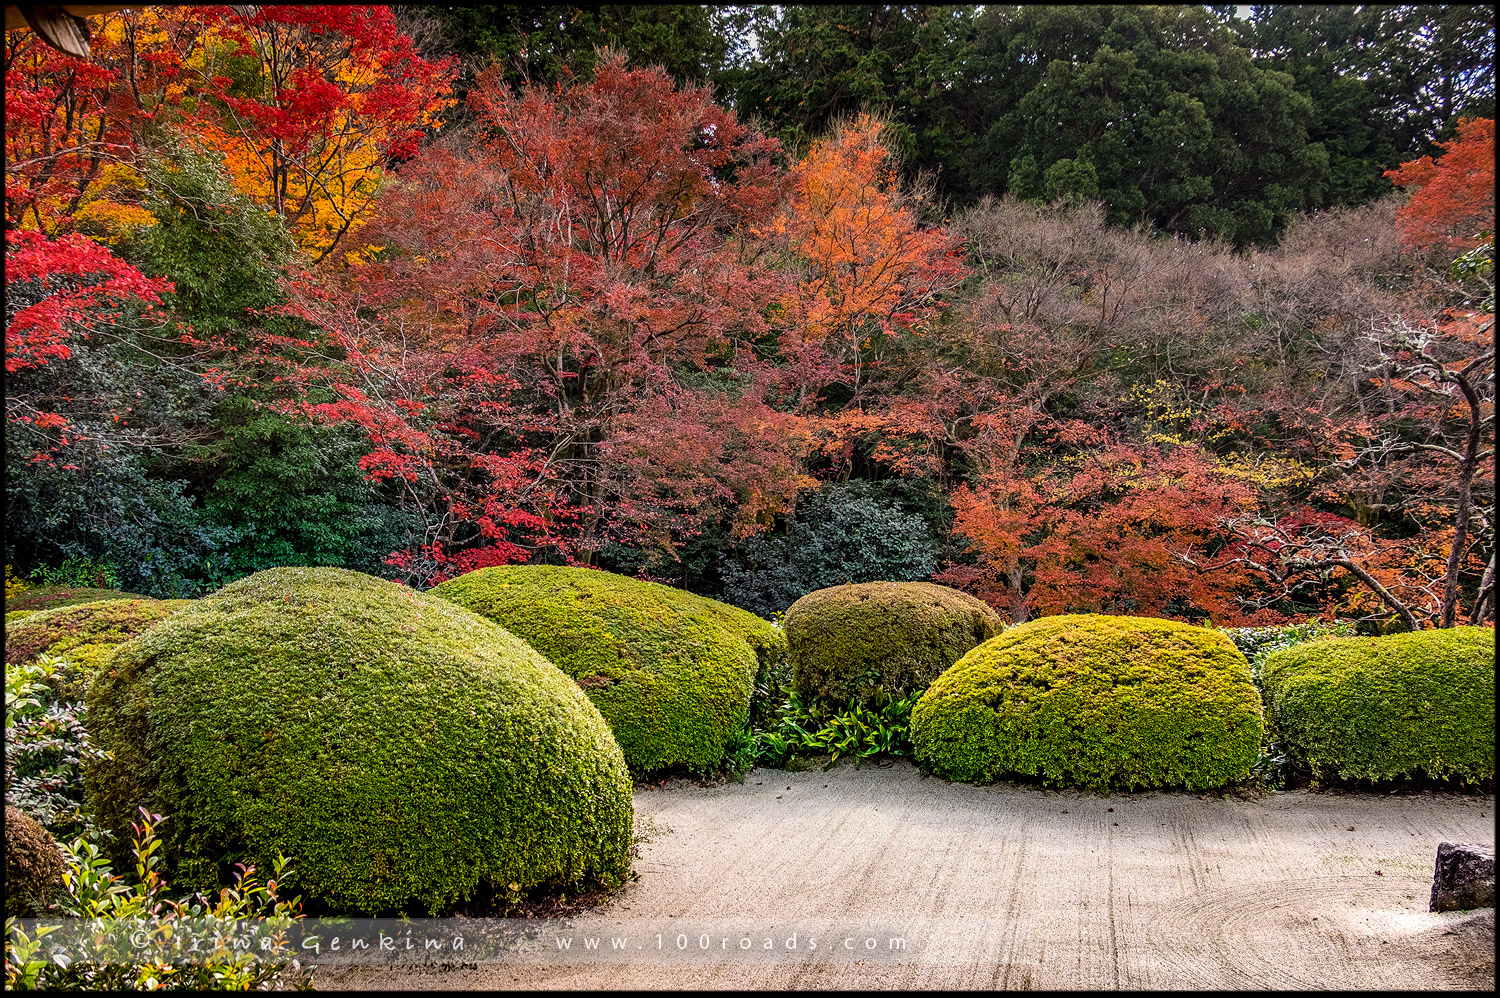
[1440,366,1484,627]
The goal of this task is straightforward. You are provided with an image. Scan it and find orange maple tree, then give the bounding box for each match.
[767,114,966,396]
[1384,116,1495,251]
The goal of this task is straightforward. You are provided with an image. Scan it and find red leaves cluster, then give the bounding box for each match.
[5,5,456,259]
[937,440,1264,624]
[1384,117,1496,251]
[370,55,783,391]
[4,229,173,373]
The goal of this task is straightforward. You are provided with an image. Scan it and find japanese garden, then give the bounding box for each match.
[3,4,1495,990]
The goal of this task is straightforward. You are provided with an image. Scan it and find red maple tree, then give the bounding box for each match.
[268,56,797,581]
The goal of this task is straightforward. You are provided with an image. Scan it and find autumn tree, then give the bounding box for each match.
[1212,308,1495,629]
[767,113,965,404]
[4,6,457,262]
[1384,116,1496,252]
[936,416,1266,624]
[1208,129,1496,629]
[275,55,797,581]
[4,15,158,236]
[188,5,457,263]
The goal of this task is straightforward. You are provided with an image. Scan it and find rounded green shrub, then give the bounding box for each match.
[84,567,633,915]
[912,614,1263,790]
[6,598,193,699]
[784,581,1004,706]
[5,586,142,614]
[1260,626,1495,783]
[5,806,65,917]
[430,565,786,773]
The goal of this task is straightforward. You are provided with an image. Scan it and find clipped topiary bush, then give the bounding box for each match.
[784,581,1004,707]
[6,599,193,699]
[5,586,143,614]
[912,614,1264,790]
[5,806,66,917]
[84,567,633,915]
[1260,626,1495,784]
[431,564,786,773]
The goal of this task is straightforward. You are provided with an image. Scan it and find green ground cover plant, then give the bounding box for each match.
[1260,626,1495,784]
[84,566,634,915]
[6,654,105,837]
[432,564,786,774]
[725,655,919,774]
[912,614,1264,790]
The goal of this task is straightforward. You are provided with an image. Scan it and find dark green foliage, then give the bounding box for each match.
[4,587,143,614]
[721,481,940,619]
[202,400,421,578]
[1243,6,1403,207]
[912,614,1264,790]
[1250,5,1495,159]
[5,599,192,697]
[120,148,294,342]
[1260,627,1495,784]
[4,806,65,917]
[423,5,729,88]
[784,581,1003,706]
[724,5,981,200]
[6,148,284,600]
[84,567,634,915]
[970,5,1328,245]
[5,448,238,600]
[431,564,786,774]
[712,3,1496,239]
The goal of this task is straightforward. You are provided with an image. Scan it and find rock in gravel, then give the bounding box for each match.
[1430,842,1495,912]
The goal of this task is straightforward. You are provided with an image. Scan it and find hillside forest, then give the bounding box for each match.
[5,4,1496,630]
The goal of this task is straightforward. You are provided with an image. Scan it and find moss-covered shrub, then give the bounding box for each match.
[1260,627,1495,784]
[431,565,786,773]
[6,599,193,699]
[84,567,633,915]
[5,586,142,614]
[912,614,1264,790]
[5,806,66,916]
[784,581,1004,707]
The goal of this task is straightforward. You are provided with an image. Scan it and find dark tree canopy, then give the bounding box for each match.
[1247,5,1496,206]
[718,3,1496,245]
[421,5,730,87]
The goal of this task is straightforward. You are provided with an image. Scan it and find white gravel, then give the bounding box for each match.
[317,759,1495,990]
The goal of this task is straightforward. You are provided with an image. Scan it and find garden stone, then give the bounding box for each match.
[1430,842,1495,912]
